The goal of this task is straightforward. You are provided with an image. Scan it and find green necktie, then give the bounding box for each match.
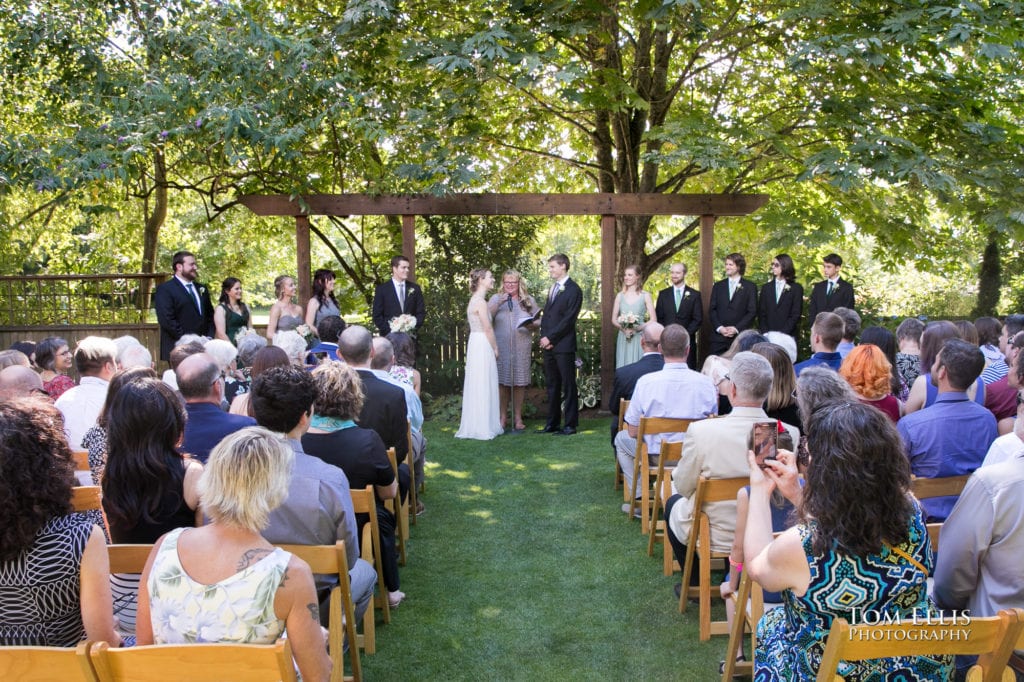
[674,288,682,311]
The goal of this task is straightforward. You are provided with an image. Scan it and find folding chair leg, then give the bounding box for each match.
[721,573,751,682]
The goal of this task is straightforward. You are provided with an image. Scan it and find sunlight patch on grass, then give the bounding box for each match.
[545,461,580,471]
[476,606,504,619]
[436,468,472,479]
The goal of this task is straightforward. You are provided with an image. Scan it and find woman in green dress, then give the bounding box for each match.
[214,277,253,346]
[611,265,655,368]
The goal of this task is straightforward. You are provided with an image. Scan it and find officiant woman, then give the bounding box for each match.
[487,270,539,433]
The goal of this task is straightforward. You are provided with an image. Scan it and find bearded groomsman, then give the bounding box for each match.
[707,253,757,356]
[655,262,701,367]
[154,250,214,361]
[807,253,855,322]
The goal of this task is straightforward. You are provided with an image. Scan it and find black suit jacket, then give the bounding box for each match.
[655,285,701,365]
[758,280,804,337]
[708,277,757,354]
[354,369,409,461]
[154,277,215,360]
[608,352,664,443]
[540,278,583,353]
[372,280,426,337]
[807,278,855,322]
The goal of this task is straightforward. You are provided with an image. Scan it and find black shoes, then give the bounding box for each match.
[537,425,561,433]
[553,427,576,436]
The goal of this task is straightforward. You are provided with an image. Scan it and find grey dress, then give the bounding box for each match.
[489,293,538,386]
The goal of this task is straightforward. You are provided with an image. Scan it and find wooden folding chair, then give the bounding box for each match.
[647,438,688,560]
[385,447,409,565]
[910,474,970,502]
[816,608,1024,682]
[0,641,98,681]
[107,544,153,574]
[349,485,390,654]
[278,541,362,682]
[406,422,419,526]
[630,416,692,535]
[71,486,103,514]
[90,640,297,682]
[615,398,630,491]
[679,475,749,641]
[720,569,767,680]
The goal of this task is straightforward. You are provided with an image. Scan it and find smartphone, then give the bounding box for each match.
[752,421,778,469]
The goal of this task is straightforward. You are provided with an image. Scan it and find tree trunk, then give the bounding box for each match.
[972,229,1001,317]
[139,149,167,313]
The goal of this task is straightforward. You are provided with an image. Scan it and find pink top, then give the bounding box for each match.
[43,374,76,400]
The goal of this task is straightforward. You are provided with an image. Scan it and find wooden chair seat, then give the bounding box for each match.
[90,640,297,682]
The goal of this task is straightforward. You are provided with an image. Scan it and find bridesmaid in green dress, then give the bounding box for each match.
[213,277,253,346]
[612,265,656,368]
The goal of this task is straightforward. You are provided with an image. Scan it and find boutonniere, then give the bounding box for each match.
[198,286,206,296]
[783,284,790,293]
[683,290,691,298]
[734,282,742,291]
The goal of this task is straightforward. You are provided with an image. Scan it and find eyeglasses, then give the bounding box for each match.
[59,349,73,356]
[771,262,781,268]
[716,373,731,386]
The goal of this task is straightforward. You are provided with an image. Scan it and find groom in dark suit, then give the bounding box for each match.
[372,255,426,338]
[654,262,701,367]
[539,253,583,435]
[707,252,758,356]
[153,250,215,361]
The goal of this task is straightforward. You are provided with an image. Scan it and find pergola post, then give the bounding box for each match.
[401,215,416,278]
[600,215,617,401]
[295,216,311,305]
[698,214,716,367]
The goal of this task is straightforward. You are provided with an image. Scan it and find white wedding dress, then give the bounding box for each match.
[455,299,503,440]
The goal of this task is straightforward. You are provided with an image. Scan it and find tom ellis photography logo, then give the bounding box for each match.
[848,609,972,641]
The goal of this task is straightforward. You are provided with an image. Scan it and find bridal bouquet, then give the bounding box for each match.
[390,314,418,335]
[294,324,317,348]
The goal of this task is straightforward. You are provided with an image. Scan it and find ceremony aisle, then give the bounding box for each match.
[362,417,725,680]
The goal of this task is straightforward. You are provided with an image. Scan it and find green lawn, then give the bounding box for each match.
[360,417,730,681]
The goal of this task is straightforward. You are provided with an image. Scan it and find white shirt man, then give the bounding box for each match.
[55,336,118,449]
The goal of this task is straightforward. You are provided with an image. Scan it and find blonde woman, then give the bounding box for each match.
[486,269,539,432]
[611,265,655,368]
[265,275,304,340]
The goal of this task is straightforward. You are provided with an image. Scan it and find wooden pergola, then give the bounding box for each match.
[239,193,768,399]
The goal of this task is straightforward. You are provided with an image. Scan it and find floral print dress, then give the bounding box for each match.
[147,528,289,644]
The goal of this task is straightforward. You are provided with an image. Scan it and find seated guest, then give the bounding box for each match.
[934,438,1024,679]
[701,329,768,415]
[985,330,1024,434]
[178,352,256,464]
[763,332,797,364]
[838,344,901,422]
[136,427,331,682]
[235,329,267,373]
[35,336,75,399]
[0,398,121,647]
[161,338,205,391]
[229,346,290,417]
[895,317,925,387]
[251,365,376,624]
[55,336,118,449]
[118,343,153,370]
[272,329,310,367]
[371,336,426,500]
[983,403,1024,468]
[954,319,979,346]
[82,367,158,486]
[793,312,844,376]
[746,401,950,680]
[8,340,36,366]
[616,325,718,513]
[0,364,44,401]
[204,338,246,407]
[608,323,664,448]
[860,325,908,401]
[666,352,798,595]
[750,342,801,429]
[905,320,983,413]
[303,361,406,609]
[832,306,860,359]
[0,349,31,370]
[308,314,345,363]
[897,338,997,521]
[102,378,203,633]
[386,332,422,396]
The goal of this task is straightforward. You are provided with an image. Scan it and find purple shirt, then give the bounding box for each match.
[897,392,998,521]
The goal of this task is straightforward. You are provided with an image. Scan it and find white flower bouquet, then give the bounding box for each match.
[389,314,418,335]
[617,311,641,331]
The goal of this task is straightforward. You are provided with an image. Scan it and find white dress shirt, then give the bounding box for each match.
[55,376,110,449]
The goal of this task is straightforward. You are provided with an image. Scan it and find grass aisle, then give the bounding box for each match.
[361,417,725,681]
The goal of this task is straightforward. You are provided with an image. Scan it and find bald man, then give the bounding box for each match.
[177,352,255,463]
[0,365,45,401]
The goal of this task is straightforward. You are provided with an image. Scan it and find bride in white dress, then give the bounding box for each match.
[455,269,503,440]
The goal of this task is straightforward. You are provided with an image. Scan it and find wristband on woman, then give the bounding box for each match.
[729,557,743,571]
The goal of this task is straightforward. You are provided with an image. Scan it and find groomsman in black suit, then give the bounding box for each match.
[372,255,427,338]
[807,253,855,323]
[654,262,701,367]
[758,253,804,338]
[707,252,758,356]
[153,250,214,361]
[538,253,583,435]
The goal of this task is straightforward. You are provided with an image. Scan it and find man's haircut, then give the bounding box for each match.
[659,324,689,359]
[168,341,205,371]
[641,322,663,349]
[251,365,316,433]
[176,353,221,400]
[729,352,774,403]
[548,253,570,270]
[895,317,925,344]
[338,325,373,365]
[390,255,410,269]
[171,250,194,271]
[823,253,843,267]
[974,316,1002,347]
[118,344,152,369]
[671,262,688,275]
[316,315,346,344]
[371,337,395,370]
[725,252,746,275]
[74,336,118,376]
[832,307,861,342]
[1004,314,1024,338]
[200,427,293,533]
[812,312,845,350]
[937,338,985,391]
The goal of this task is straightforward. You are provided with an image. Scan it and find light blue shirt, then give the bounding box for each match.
[371,369,423,433]
[623,362,718,454]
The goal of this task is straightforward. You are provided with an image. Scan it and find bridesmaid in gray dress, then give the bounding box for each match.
[487,269,539,433]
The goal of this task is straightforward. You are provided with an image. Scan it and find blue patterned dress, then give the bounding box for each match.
[755,503,953,681]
